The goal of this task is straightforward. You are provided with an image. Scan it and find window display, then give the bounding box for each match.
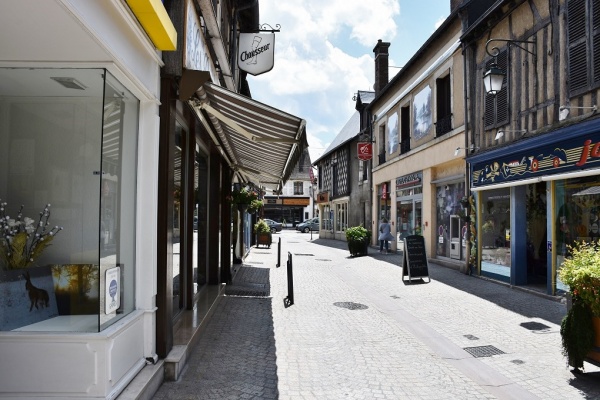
[480,188,511,280]
[0,68,138,332]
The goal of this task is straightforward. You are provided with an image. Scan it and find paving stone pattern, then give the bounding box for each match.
[153,231,600,400]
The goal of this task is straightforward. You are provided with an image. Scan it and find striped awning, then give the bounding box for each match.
[191,82,307,192]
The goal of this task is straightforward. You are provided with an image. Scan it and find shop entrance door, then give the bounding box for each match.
[396,198,422,252]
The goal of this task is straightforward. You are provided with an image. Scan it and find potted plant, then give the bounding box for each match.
[558,240,600,372]
[345,226,371,257]
[254,219,272,248]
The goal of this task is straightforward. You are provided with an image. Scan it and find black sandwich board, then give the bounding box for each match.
[401,235,430,283]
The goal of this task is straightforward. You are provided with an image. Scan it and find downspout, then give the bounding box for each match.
[462,41,472,275]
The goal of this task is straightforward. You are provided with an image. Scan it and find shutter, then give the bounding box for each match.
[568,0,589,93]
[496,50,509,125]
[593,0,600,84]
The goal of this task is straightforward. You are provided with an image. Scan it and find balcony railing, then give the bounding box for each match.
[435,114,452,137]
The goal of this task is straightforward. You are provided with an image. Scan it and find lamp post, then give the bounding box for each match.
[483,38,536,95]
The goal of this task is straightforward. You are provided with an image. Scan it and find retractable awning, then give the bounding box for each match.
[190,82,307,192]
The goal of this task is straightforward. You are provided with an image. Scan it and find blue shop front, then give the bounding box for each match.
[467,117,600,295]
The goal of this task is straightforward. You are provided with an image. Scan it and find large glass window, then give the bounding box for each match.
[555,176,600,292]
[335,202,347,232]
[172,122,184,314]
[435,182,466,259]
[0,68,138,332]
[480,188,511,280]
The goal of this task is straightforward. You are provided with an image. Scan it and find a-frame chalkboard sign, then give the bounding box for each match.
[401,235,430,283]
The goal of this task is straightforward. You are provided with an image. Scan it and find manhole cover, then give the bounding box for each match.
[520,321,551,331]
[463,345,505,358]
[333,302,368,310]
[463,334,479,340]
[294,253,314,256]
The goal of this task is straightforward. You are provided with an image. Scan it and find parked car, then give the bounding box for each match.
[297,218,319,233]
[263,218,282,233]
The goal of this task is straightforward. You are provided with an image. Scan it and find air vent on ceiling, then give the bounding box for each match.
[50,77,87,90]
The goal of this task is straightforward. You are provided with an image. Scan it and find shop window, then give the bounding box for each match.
[484,50,509,129]
[480,188,511,281]
[0,68,138,332]
[567,0,600,95]
[335,202,347,232]
[555,176,600,292]
[323,204,332,231]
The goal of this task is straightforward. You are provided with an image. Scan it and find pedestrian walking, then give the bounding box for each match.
[378,217,394,253]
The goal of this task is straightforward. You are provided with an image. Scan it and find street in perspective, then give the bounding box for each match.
[152,230,600,400]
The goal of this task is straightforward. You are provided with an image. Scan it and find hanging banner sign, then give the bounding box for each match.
[357,142,373,161]
[238,33,275,76]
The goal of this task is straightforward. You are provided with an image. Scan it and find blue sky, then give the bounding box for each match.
[248,0,450,161]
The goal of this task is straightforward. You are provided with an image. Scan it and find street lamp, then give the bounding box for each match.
[483,38,536,95]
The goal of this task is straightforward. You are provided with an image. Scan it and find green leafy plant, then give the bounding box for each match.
[247,199,263,214]
[345,226,371,257]
[228,187,258,205]
[0,201,63,270]
[254,219,271,234]
[559,240,600,317]
[558,240,600,370]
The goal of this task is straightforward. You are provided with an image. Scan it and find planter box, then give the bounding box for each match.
[256,232,272,248]
[589,316,600,364]
[348,239,369,257]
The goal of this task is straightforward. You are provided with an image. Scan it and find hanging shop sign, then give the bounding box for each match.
[238,33,275,76]
[357,142,373,161]
[469,119,600,188]
[381,183,387,199]
[316,192,329,203]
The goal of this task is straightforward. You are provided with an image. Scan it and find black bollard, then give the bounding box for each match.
[276,237,281,268]
[285,251,294,306]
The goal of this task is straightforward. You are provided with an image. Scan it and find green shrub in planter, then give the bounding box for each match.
[254,219,272,248]
[558,240,600,370]
[345,226,371,257]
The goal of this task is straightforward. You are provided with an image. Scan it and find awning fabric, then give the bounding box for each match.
[192,82,307,192]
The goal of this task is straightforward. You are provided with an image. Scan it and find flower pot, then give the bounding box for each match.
[589,316,600,364]
[256,232,272,248]
[348,239,368,257]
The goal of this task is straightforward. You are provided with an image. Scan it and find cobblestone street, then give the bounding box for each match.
[153,230,600,399]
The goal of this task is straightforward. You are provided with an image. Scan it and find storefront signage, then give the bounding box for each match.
[381,183,387,199]
[316,192,329,203]
[238,33,275,76]
[283,198,310,206]
[396,172,422,189]
[184,0,212,72]
[266,198,281,204]
[357,142,373,160]
[470,126,600,188]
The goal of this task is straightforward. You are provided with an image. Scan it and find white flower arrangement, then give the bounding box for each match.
[0,200,63,270]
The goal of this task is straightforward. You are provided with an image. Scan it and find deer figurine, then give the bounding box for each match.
[23,271,49,312]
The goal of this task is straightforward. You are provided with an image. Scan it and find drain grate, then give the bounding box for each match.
[333,302,368,310]
[511,359,525,365]
[463,334,479,340]
[520,321,551,331]
[463,345,505,358]
[315,258,331,261]
[294,253,314,256]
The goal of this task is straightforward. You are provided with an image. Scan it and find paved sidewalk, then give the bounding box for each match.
[152,231,600,400]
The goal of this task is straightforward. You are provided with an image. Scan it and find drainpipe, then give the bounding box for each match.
[462,41,472,275]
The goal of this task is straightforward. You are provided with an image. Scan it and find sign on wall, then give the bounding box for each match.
[357,142,373,160]
[238,33,275,76]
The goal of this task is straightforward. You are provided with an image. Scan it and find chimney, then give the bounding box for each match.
[373,39,390,95]
[450,0,461,12]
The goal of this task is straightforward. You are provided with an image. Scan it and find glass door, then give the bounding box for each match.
[396,198,422,251]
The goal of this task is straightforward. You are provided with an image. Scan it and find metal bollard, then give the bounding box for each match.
[276,237,281,267]
[285,251,294,306]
